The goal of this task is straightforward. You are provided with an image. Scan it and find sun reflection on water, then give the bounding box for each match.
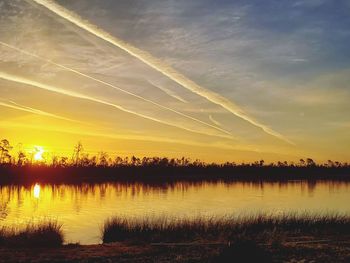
[33,183,41,199]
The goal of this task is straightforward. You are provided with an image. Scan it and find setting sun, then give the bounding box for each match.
[33,146,44,161]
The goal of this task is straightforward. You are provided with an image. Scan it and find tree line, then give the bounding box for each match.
[0,139,349,168]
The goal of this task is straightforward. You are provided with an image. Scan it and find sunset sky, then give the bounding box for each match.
[0,0,349,162]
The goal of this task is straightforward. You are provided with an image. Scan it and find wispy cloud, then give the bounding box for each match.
[29,0,292,144]
[148,80,187,103]
[0,41,231,137]
[209,115,221,127]
[0,71,234,139]
[0,99,78,123]
[1,0,349,160]
[0,120,277,155]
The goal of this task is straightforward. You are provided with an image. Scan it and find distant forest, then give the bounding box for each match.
[0,139,349,168]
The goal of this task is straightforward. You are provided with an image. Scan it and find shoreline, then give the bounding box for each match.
[0,165,350,185]
[1,214,349,262]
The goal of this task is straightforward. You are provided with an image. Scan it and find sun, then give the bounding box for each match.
[33,146,44,161]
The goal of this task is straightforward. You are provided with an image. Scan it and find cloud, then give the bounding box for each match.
[0,71,236,139]
[29,0,292,144]
[0,120,258,153]
[1,0,349,160]
[209,115,221,126]
[148,80,188,103]
[0,99,78,123]
[293,0,327,7]
[0,41,233,137]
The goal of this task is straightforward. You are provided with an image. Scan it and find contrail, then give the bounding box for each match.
[148,80,188,103]
[30,0,293,145]
[0,71,233,139]
[0,121,261,154]
[1,121,297,159]
[209,115,221,127]
[0,99,78,123]
[0,41,231,136]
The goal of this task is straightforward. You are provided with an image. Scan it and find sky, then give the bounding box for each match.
[0,0,349,162]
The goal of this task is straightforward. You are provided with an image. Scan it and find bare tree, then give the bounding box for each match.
[73,141,84,166]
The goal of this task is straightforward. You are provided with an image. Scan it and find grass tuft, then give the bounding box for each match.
[0,221,64,248]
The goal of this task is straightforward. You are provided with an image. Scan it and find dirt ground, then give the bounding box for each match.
[0,237,349,263]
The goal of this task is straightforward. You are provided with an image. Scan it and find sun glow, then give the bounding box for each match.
[33,146,44,161]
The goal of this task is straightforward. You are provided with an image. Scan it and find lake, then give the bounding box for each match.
[0,180,349,244]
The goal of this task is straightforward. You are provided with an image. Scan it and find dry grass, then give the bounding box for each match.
[0,221,64,247]
[101,213,350,243]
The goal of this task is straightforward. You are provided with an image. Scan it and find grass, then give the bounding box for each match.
[0,215,348,262]
[101,213,350,243]
[0,221,64,248]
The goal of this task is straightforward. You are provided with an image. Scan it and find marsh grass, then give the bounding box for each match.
[0,221,64,248]
[101,213,350,243]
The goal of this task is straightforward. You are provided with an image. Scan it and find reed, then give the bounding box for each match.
[0,220,64,247]
[101,213,350,243]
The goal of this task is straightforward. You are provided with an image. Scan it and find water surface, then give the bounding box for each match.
[0,181,349,244]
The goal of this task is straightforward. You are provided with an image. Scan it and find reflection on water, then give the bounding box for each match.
[0,181,349,244]
[33,183,40,199]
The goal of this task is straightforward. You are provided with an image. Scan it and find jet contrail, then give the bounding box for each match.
[209,115,221,127]
[148,80,188,103]
[0,41,231,136]
[0,121,261,154]
[1,121,297,159]
[0,72,233,139]
[0,99,78,123]
[30,0,293,145]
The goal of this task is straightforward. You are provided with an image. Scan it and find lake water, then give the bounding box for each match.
[0,181,349,244]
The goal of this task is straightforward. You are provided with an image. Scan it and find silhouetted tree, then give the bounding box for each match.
[327,160,334,167]
[0,139,12,164]
[90,156,97,167]
[98,152,109,166]
[123,157,129,165]
[52,155,59,167]
[17,151,26,166]
[131,156,141,166]
[0,138,349,172]
[60,157,68,167]
[114,156,123,167]
[306,158,315,167]
[73,142,83,166]
[79,154,90,167]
